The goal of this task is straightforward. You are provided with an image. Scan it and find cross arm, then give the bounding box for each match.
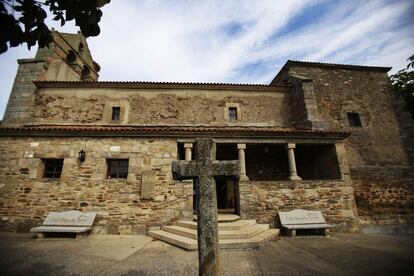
[172,160,199,180]
[212,160,240,178]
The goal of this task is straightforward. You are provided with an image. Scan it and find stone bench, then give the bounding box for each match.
[279,209,334,237]
[30,211,96,239]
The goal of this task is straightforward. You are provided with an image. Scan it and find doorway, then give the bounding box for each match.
[192,177,239,215]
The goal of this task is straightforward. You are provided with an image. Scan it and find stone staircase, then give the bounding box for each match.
[148,214,279,250]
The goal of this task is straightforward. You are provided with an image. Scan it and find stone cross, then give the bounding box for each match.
[172,138,240,276]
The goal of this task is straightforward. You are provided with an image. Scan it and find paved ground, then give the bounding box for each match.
[0,233,413,275]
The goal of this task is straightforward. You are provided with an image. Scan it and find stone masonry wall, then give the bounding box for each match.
[2,59,46,126]
[239,180,359,232]
[351,166,414,226]
[287,66,407,166]
[285,65,414,225]
[30,89,292,127]
[390,89,414,165]
[32,94,106,124]
[0,137,193,234]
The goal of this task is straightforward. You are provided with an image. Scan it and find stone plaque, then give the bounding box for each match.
[43,211,96,227]
[279,209,326,225]
[141,171,156,200]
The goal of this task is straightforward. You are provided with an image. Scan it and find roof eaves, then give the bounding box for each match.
[286,60,392,72]
[0,125,350,139]
[33,81,289,91]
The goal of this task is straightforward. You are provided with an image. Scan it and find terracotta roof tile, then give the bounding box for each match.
[286,60,392,72]
[33,81,289,91]
[0,125,349,138]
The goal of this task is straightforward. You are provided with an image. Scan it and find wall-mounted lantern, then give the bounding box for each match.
[78,149,86,162]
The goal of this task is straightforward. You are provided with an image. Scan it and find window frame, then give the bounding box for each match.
[224,103,241,122]
[347,112,362,128]
[228,107,238,121]
[107,159,129,179]
[42,158,64,179]
[112,107,121,121]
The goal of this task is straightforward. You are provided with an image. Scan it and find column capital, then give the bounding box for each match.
[237,143,246,150]
[286,143,296,150]
[184,143,193,149]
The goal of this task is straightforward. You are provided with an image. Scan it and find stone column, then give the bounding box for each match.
[237,144,249,181]
[286,143,302,181]
[183,143,194,212]
[184,143,193,161]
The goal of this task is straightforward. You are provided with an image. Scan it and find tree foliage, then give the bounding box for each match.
[390,54,414,119]
[0,0,110,54]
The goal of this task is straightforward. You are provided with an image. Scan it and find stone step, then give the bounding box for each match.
[163,223,268,240]
[220,224,269,239]
[193,214,240,222]
[163,225,196,239]
[177,219,257,231]
[219,229,280,250]
[148,230,197,250]
[148,228,280,251]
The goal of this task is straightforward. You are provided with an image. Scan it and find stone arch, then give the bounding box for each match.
[81,66,91,81]
[66,50,76,64]
[79,42,85,53]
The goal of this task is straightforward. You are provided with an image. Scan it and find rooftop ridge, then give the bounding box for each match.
[286,60,392,71]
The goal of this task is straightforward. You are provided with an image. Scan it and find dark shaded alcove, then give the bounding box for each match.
[295,144,341,180]
[216,143,238,160]
[246,144,289,181]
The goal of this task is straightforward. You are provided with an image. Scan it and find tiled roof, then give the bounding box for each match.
[270,60,391,85]
[0,125,349,139]
[33,81,289,91]
[286,60,392,72]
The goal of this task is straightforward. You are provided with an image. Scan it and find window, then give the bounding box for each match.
[81,66,90,80]
[107,159,129,179]
[112,107,121,121]
[42,159,64,179]
[79,43,84,53]
[229,107,238,121]
[347,112,362,127]
[66,50,76,64]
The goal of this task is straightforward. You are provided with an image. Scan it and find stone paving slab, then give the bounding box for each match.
[0,233,413,275]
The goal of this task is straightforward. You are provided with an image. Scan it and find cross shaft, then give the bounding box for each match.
[172,138,240,276]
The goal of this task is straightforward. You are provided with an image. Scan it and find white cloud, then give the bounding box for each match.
[0,0,413,119]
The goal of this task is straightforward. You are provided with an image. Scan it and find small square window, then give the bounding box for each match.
[229,107,238,121]
[43,159,64,179]
[107,159,129,179]
[347,112,362,127]
[112,107,121,121]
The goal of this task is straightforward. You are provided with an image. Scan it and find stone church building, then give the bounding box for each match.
[0,31,413,235]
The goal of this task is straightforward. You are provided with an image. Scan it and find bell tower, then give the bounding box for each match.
[2,30,100,127]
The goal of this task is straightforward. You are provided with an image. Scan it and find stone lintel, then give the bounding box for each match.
[178,138,345,144]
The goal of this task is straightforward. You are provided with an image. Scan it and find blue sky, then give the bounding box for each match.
[0,0,413,119]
